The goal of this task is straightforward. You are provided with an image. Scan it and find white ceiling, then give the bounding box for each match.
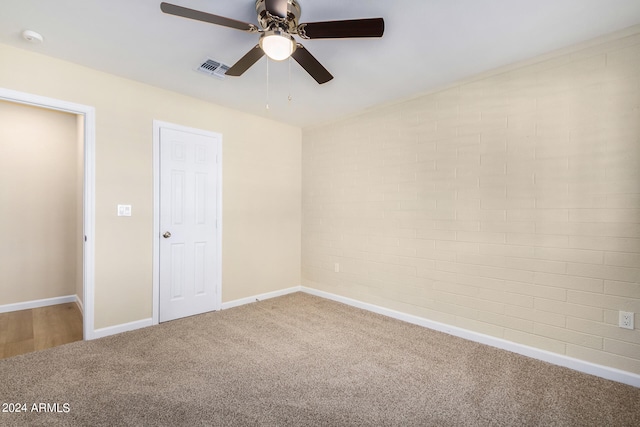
[2,0,640,127]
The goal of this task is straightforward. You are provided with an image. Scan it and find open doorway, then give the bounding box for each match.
[0,88,95,355]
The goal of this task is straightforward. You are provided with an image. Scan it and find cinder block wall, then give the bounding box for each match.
[302,29,640,374]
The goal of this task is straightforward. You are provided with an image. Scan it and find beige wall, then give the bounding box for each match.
[0,101,79,303]
[303,29,640,374]
[0,43,301,329]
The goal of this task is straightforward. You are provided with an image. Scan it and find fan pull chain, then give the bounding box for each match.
[288,57,293,103]
[265,58,270,110]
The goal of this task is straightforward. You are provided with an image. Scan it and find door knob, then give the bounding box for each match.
[163,231,171,239]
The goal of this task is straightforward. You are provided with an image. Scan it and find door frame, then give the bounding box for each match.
[0,87,96,340]
[152,120,223,324]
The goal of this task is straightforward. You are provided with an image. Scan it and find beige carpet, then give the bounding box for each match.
[0,292,638,426]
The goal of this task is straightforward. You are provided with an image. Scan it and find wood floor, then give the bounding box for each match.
[0,303,83,359]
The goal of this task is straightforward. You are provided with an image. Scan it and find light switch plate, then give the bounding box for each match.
[117,204,132,217]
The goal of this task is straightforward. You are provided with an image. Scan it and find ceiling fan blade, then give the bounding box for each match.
[298,18,384,39]
[226,45,265,76]
[264,0,288,19]
[160,2,257,32]
[291,44,333,84]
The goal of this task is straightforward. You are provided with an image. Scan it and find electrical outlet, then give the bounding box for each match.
[619,311,634,330]
[334,263,340,273]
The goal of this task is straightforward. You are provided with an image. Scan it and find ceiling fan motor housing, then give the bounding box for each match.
[256,0,300,32]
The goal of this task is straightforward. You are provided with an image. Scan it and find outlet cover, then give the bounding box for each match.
[619,311,634,330]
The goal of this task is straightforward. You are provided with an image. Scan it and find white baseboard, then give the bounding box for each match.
[300,287,640,388]
[75,296,84,316]
[91,318,153,340]
[27,285,633,387]
[90,287,301,340]
[221,286,302,310]
[0,295,77,314]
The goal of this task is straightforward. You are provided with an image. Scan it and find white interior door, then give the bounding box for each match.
[159,127,219,322]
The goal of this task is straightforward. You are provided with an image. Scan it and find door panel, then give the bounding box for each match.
[159,127,219,322]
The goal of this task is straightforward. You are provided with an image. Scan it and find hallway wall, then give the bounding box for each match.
[0,100,79,304]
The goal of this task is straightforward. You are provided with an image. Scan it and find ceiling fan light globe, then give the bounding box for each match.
[260,31,295,61]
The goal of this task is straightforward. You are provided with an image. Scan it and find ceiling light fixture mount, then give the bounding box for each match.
[22,30,44,44]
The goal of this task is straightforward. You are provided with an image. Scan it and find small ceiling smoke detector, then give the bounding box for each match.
[22,30,44,44]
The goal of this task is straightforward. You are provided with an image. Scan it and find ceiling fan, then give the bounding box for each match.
[160,0,385,84]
